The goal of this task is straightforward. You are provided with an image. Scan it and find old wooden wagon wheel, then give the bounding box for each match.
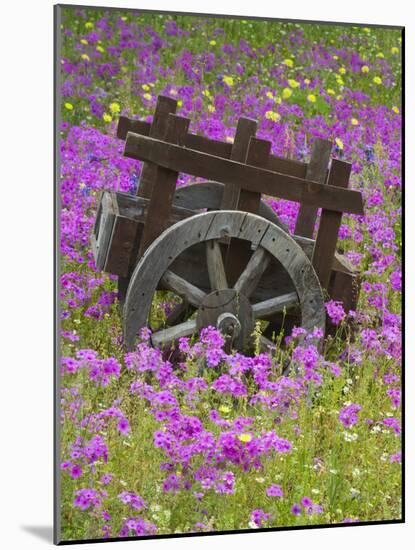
[123,210,325,352]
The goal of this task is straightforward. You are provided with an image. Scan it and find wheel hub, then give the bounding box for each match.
[196,289,254,351]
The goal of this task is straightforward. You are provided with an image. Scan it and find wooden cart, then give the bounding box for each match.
[92,95,363,352]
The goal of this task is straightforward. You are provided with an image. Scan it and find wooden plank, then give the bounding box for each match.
[220,117,258,209]
[104,193,140,277]
[328,269,360,313]
[160,269,206,307]
[233,246,271,298]
[135,95,177,199]
[238,137,271,214]
[294,138,332,237]
[118,114,308,178]
[252,291,299,319]
[117,116,150,140]
[151,319,197,347]
[267,155,307,179]
[139,114,190,253]
[95,192,116,270]
[206,240,228,290]
[124,133,364,215]
[312,159,352,290]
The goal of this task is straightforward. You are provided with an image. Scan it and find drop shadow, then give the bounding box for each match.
[21,525,54,543]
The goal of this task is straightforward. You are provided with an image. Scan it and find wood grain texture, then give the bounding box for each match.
[312,159,352,290]
[160,269,206,307]
[123,211,325,350]
[118,114,308,177]
[233,246,271,298]
[252,291,299,319]
[123,133,364,215]
[294,138,332,237]
[206,239,228,290]
[135,95,177,199]
[151,319,197,347]
[220,117,258,209]
[139,114,190,253]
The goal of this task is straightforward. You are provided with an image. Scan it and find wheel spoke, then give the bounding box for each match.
[165,300,193,326]
[252,291,299,319]
[206,239,228,291]
[160,270,206,307]
[233,246,271,298]
[151,319,197,347]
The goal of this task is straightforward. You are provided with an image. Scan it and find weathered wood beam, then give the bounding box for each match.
[252,291,299,319]
[160,270,206,307]
[206,240,228,290]
[313,159,352,290]
[117,114,309,179]
[234,247,271,298]
[151,319,197,347]
[294,138,333,238]
[124,133,364,215]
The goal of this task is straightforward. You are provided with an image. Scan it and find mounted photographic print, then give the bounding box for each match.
[54,4,403,544]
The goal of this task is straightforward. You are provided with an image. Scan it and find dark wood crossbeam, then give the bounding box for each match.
[117,114,308,179]
[124,132,364,215]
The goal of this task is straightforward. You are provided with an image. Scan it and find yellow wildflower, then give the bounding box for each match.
[202,89,211,97]
[177,100,183,108]
[335,138,344,150]
[121,16,128,21]
[377,52,385,58]
[81,54,90,61]
[327,88,336,95]
[265,111,281,122]
[307,94,317,103]
[333,55,339,60]
[219,405,231,414]
[208,104,216,113]
[336,76,344,86]
[282,88,292,99]
[238,434,252,443]
[361,65,369,73]
[266,91,274,99]
[142,84,150,91]
[64,102,74,110]
[304,78,310,85]
[209,40,217,46]
[143,93,152,101]
[363,27,370,33]
[391,47,399,55]
[288,79,300,88]
[339,67,346,75]
[102,113,112,123]
[96,46,105,53]
[274,96,282,105]
[80,39,88,45]
[373,76,382,85]
[109,102,121,114]
[85,22,94,29]
[283,58,294,68]
[392,106,400,114]
[222,75,234,87]
[351,118,359,126]
[337,95,343,100]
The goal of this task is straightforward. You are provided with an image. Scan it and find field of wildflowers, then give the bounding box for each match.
[57,6,402,542]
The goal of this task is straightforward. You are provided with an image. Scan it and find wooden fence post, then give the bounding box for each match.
[294,138,332,238]
[312,159,352,291]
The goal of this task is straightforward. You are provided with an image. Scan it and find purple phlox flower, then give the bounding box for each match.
[266,484,283,498]
[117,491,146,511]
[339,403,362,428]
